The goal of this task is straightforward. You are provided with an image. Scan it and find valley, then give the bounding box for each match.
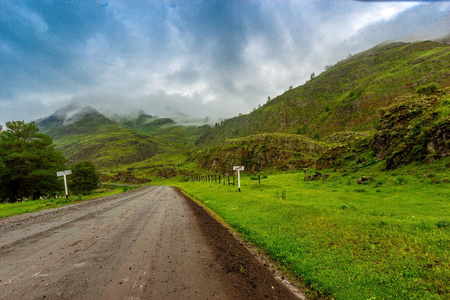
[3,39,449,299]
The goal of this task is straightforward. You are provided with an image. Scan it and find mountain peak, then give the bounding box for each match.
[36,105,112,133]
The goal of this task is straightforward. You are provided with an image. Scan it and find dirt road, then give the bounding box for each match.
[0,186,299,300]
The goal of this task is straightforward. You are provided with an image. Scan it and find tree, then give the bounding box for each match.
[69,161,100,195]
[0,157,6,178]
[0,121,67,202]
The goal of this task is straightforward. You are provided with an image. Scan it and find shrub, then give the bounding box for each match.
[415,82,439,94]
[436,220,449,229]
[69,161,100,195]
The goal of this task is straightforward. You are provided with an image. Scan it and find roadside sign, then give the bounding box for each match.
[233,166,244,191]
[56,170,72,199]
[57,170,72,177]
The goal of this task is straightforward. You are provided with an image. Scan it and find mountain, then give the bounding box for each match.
[36,106,164,168]
[191,40,450,171]
[110,112,211,152]
[197,41,450,145]
[36,40,450,173]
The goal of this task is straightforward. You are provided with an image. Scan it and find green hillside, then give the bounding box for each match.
[36,40,450,173]
[37,107,164,168]
[112,112,210,152]
[198,41,450,145]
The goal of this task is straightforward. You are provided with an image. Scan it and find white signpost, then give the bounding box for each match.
[233,166,245,192]
[57,170,72,199]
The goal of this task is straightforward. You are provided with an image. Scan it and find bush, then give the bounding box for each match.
[436,220,449,229]
[69,161,100,195]
[415,82,439,95]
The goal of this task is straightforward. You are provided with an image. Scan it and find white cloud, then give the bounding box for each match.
[0,0,448,126]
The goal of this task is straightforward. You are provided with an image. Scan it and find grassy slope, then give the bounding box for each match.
[198,41,450,145]
[40,111,165,169]
[136,123,210,151]
[114,113,211,152]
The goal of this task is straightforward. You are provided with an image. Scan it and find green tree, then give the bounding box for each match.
[0,157,6,178]
[69,161,100,195]
[0,121,67,202]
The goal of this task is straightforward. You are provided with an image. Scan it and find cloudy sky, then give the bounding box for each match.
[1,0,449,125]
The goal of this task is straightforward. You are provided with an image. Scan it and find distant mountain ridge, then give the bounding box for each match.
[36,40,450,171]
[37,105,210,168]
[37,106,164,167]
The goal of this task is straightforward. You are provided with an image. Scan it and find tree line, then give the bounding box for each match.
[0,121,99,203]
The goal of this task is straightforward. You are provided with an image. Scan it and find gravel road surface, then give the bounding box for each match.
[0,186,299,300]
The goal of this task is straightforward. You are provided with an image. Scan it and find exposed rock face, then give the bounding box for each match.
[372,91,449,169]
[317,88,450,171]
[191,133,331,173]
[100,172,151,184]
[156,167,179,179]
[315,145,348,170]
[315,135,375,170]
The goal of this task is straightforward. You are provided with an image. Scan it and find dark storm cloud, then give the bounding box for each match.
[0,0,449,125]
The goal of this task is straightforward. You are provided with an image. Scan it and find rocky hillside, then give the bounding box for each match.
[190,133,330,173]
[317,86,450,170]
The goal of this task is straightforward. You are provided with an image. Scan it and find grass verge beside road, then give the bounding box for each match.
[0,184,139,219]
[168,167,449,299]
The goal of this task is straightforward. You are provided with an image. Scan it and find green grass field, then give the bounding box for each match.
[166,165,449,299]
[0,185,138,219]
[2,162,448,299]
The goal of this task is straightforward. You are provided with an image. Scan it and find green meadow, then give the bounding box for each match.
[166,163,450,299]
[2,160,448,299]
[0,185,138,219]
